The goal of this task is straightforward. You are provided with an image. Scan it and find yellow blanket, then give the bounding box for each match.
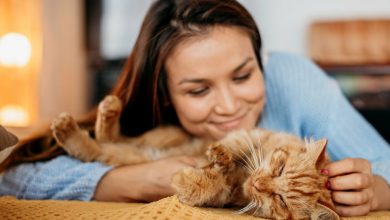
[0,195,389,220]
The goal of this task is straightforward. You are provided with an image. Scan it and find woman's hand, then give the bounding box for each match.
[93,155,198,202]
[325,158,390,216]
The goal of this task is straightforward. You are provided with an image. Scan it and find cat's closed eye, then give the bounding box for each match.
[278,163,285,176]
[276,193,287,208]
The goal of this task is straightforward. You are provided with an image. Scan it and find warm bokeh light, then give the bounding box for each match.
[0,105,30,127]
[0,32,32,67]
[0,0,42,128]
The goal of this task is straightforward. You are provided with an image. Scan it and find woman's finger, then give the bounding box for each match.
[326,158,371,177]
[335,203,371,217]
[329,173,373,191]
[332,188,374,206]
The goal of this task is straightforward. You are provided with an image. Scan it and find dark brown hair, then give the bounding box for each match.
[0,0,262,171]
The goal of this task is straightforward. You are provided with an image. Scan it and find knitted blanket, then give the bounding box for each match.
[0,195,389,219]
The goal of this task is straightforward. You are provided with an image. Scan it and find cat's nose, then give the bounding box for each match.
[253,182,260,192]
[253,178,273,193]
[253,180,264,191]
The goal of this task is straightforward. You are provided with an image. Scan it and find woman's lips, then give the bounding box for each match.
[213,115,245,131]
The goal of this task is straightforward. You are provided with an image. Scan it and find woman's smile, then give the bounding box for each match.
[211,114,246,131]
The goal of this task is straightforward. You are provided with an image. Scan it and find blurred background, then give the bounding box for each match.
[0,0,389,142]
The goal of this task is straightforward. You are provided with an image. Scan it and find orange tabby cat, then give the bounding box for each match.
[51,96,209,166]
[51,95,339,220]
[172,129,339,220]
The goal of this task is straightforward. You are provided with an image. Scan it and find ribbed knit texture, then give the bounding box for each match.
[0,156,112,200]
[0,52,389,200]
[260,52,390,184]
[0,195,389,219]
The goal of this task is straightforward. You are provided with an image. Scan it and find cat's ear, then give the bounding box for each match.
[270,149,288,176]
[311,203,340,220]
[313,139,328,168]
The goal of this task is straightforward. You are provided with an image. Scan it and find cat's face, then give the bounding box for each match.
[238,134,338,220]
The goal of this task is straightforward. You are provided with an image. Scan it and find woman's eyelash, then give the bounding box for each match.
[187,72,252,96]
[234,72,251,81]
[188,87,208,96]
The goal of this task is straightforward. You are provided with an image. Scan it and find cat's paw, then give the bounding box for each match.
[206,143,233,169]
[172,167,209,206]
[98,95,122,122]
[50,112,79,145]
[172,167,228,207]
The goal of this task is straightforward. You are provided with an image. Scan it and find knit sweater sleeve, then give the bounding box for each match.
[260,52,390,184]
[0,155,112,200]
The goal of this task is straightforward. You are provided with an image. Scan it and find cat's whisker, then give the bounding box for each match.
[233,200,257,215]
[252,142,262,170]
[251,200,262,216]
[237,147,256,172]
[237,160,254,173]
[237,138,253,170]
[252,131,264,168]
[257,147,263,169]
[234,149,255,173]
[245,135,260,170]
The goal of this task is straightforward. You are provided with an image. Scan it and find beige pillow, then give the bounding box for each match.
[0,125,18,150]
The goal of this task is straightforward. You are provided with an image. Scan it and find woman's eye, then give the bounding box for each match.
[233,72,251,82]
[188,87,208,96]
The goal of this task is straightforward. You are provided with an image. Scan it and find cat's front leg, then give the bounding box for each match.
[95,95,122,142]
[172,167,231,207]
[51,112,102,162]
[206,143,235,172]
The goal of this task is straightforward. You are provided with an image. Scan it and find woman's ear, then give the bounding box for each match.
[311,203,340,220]
[0,125,18,150]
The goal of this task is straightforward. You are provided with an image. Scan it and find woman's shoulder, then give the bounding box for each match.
[263,51,340,97]
[264,51,328,81]
[259,51,343,135]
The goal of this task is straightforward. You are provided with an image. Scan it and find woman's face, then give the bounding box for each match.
[165,26,265,141]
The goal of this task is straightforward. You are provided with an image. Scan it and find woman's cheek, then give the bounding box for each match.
[237,84,263,105]
[246,76,265,103]
[175,98,212,123]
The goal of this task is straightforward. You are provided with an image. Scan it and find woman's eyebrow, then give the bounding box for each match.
[178,57,254,85]
[231,57,253,74]
[178,78,206,85]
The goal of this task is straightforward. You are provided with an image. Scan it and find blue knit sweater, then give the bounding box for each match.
[1,52,389,200]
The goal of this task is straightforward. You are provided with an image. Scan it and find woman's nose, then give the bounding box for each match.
[214,87,239,115]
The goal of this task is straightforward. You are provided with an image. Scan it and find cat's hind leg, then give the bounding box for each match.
[51,112,102,162]
[95,95,122,142]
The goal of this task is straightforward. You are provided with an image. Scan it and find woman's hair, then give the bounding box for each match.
[0,0,262,171]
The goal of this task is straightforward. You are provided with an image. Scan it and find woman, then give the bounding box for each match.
[1,0,389,217]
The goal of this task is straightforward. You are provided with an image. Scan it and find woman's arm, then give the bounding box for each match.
[0,154,197,202]
[0,155,112,200]
[93,155,197,202]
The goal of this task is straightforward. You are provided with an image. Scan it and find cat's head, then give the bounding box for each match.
[228,130,339,220]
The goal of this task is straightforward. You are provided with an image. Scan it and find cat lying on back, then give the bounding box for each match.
[51,95,339,220]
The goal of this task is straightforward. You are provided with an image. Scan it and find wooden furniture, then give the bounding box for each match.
[309,20,390,142]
